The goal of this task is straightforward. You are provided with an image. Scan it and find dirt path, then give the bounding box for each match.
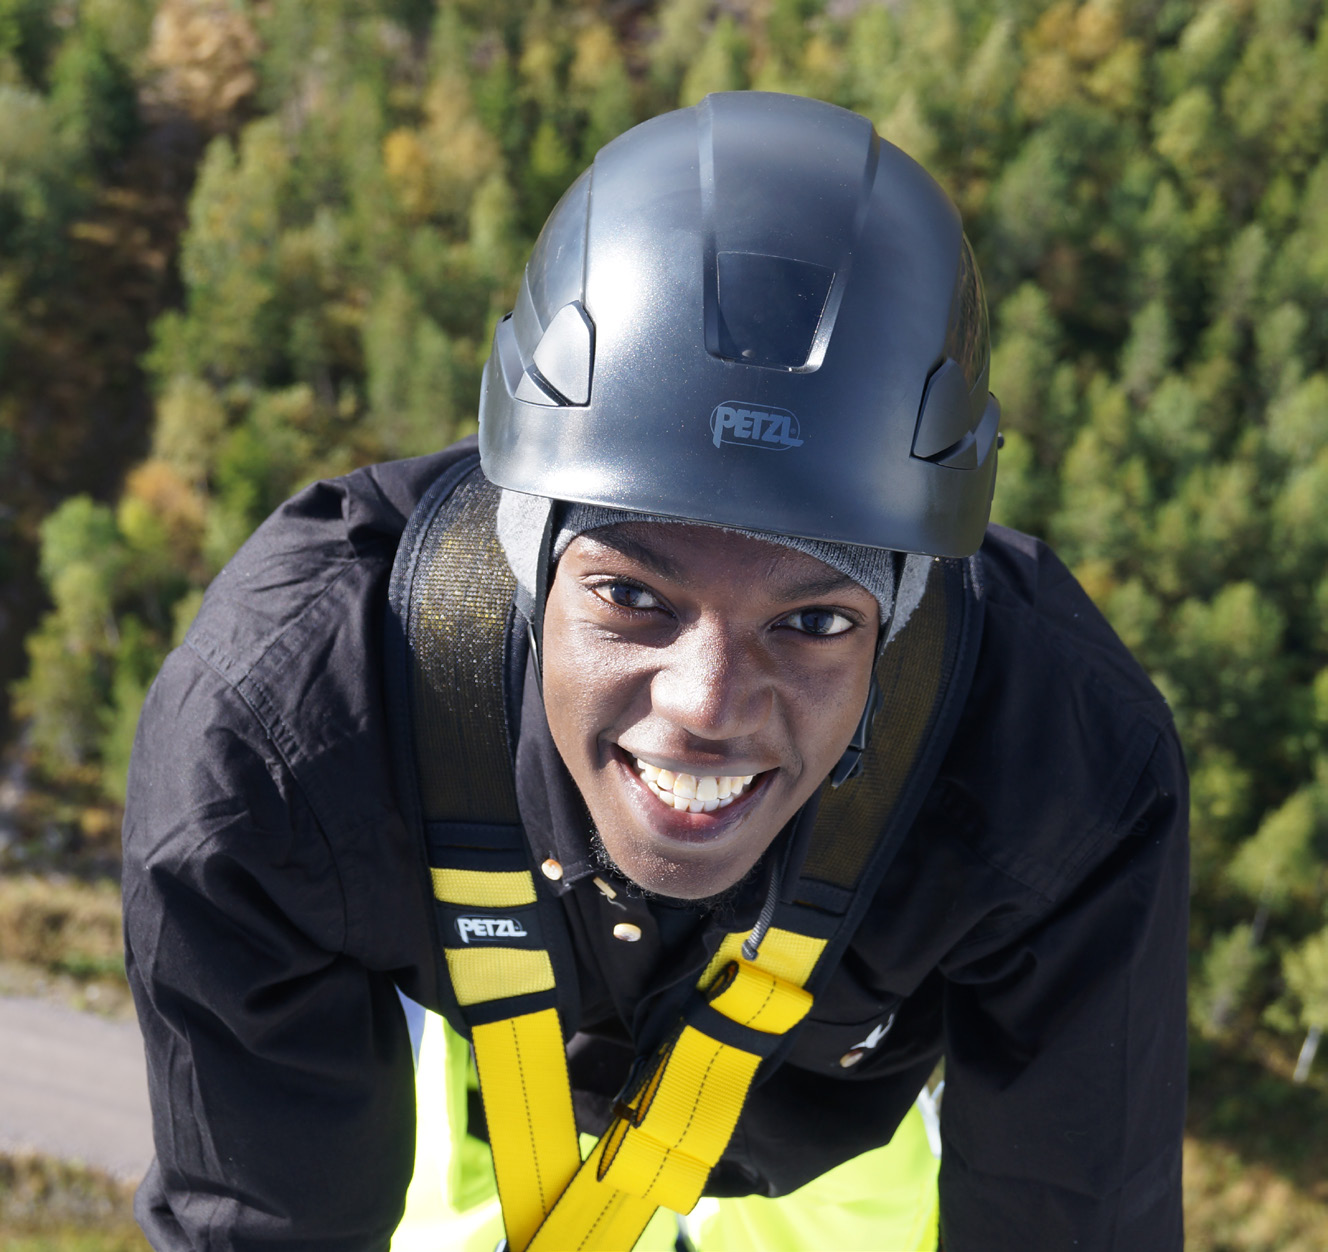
[0,996,152,1180]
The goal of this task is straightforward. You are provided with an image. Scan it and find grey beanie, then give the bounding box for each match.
[496,489,932,643]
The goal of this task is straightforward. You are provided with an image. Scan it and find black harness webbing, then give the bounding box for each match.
[384,457,985,1250]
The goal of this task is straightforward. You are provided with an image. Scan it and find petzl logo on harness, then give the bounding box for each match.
[455,916,529,944]
[710,402,804,451]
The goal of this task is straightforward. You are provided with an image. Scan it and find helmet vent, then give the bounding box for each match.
[912,358,1001,471]
[712,250,834,370]
[532,301,594,406]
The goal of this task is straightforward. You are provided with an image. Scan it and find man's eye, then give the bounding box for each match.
[782,608,855,637]
[591,582,661,611]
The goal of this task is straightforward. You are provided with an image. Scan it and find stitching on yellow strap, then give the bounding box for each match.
[473,1009,581,1252]
[497,924,830,1248]
[444,947,554,1006]
[432,867,535,906]
[526,1134,658,1252]
[708,963,814,1033]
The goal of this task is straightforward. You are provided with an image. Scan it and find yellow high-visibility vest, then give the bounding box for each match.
[392,1003,942,1252]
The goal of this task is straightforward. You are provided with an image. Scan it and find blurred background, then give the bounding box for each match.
[0,0,1325,1247]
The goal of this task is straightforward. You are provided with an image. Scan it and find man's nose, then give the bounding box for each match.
[649,620,772,741]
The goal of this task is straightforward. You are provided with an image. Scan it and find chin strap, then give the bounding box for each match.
[526,497,563,694]
[829,675,883,788]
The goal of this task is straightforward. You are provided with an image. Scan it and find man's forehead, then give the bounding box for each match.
[568,521,870,600]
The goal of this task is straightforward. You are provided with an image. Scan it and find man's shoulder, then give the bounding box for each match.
[184,441,474,681]
[934,524,1183,899]
[143,442,479,822]
[976,523,1170,724]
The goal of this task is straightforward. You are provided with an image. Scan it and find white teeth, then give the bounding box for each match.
[634,755,757,813]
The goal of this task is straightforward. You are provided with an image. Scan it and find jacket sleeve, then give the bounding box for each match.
[937,727,1189,1251]
[122,645,417,1252]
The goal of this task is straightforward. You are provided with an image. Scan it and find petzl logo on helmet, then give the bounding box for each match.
[455,916,529,944]
[710,402,804,451]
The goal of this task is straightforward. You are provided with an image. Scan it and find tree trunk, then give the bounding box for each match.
[1293,1023,1321,1084]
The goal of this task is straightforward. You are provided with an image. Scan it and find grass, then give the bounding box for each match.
[1186,1136,1328,1252]
[0,1153,144,1251]
[1184,1034,1328,1250]
[0,876,127,1006]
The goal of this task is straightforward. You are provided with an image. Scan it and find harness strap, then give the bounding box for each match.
[388,454,584,1248]
[525,932,820,1251]
[430,843,580,1252]
[387,458,985,1252]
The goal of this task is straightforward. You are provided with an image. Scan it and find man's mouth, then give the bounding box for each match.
[631,757,756,813]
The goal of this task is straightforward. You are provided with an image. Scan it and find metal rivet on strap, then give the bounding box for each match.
[613,923,642,943]
[839,1048,866,1068]
[540,858,563,881]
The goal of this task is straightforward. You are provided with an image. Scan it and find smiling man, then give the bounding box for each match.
[542,523,880,901]
[123,93,1188,1252]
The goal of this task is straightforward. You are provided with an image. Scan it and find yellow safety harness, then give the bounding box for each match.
[385,455,982,1252]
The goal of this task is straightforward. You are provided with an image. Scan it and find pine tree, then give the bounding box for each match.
[1284,925,1328,1082]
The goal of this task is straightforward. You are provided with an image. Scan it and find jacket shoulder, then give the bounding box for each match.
[184,443,474,679]
[165,442,478,844]
[934,525,1185,902]
[978,523,1170,723]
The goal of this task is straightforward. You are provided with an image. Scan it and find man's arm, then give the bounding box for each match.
[123,646,416,1252]
[937,728,1189,1251]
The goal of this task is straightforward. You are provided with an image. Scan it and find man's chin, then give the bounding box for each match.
[589,829,755,908]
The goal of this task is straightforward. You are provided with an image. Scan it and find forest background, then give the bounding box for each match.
[1,0,1326,1247]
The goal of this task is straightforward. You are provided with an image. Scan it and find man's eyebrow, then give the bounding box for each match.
[771,568,866,602]
[583,530,686,583]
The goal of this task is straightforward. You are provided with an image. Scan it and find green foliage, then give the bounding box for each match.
[365,268,466,458]
[171,121,291,383]
[1285,926,1328,1030]
[79,0,157,68]
[0,83,83,277]
[1228,785,1324,911]
[8,9,1328,1222]
[1191,922,1264,1038]
[680,15,750,106]
[0,0,57,89]
[47,20,140,175]
[12,462,207,794]
[648,0,712,99]
[12,497,125,775]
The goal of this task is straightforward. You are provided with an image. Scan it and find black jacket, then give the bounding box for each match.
[123,439,1188,1251]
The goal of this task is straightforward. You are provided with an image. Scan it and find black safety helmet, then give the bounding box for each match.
[479,90,999,559]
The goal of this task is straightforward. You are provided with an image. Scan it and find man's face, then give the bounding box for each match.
[541,522,879,900]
